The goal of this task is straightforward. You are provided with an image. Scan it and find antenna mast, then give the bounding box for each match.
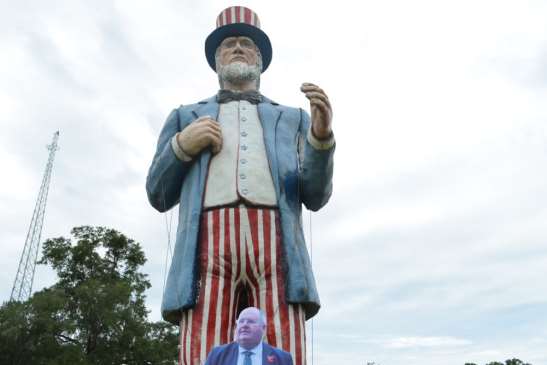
[10,131,60,302]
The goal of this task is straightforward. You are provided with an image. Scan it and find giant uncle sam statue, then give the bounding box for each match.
[146,6,334,365]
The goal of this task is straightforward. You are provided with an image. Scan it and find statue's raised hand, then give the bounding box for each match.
[176,115,223,156]
[300,83,333,139]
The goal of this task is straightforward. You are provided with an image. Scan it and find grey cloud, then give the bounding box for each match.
[24,33,93,96]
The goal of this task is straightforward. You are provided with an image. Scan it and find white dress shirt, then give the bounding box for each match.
[237,342,263,365]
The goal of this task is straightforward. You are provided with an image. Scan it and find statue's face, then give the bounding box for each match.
[218,36,259,67]
[235,308,265,349]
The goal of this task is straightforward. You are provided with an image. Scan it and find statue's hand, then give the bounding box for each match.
[176,115,223,156]
[300,82,333,139]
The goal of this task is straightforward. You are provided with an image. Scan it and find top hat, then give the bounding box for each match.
[205,6,272,72]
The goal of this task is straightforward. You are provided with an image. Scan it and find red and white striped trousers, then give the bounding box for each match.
[179,205,306,365]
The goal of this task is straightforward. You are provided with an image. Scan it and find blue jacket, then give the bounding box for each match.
[204,342,293,365]
[146,95,334,324]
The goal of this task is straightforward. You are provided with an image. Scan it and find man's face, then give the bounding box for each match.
[218,36,259,67]
[235,308,265,349]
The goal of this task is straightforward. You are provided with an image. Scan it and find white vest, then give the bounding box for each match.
[203,100,277,208]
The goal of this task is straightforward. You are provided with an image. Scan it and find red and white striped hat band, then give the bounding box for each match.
[216,6,261,28]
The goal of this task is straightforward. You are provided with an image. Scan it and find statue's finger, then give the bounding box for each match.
[304,92,331,108]
[301,83,324,94]
[205,121,222,133]
[310,99,332,117]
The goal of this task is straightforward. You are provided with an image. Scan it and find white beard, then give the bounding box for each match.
[218,61,260,86]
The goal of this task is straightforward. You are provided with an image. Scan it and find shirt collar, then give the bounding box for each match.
[238,341,262,356]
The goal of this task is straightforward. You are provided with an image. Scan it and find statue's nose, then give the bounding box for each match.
[233,43,244,53]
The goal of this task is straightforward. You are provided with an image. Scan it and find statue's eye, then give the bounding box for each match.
[240,39,254,48]
[222,39,237,48]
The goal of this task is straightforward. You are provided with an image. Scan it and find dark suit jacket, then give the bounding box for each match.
[204,342,293,365]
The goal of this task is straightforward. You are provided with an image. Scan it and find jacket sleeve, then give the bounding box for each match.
[146,108,194,212]
[298,108,335,211]
[204,346,218,365]
[285,350,294,365]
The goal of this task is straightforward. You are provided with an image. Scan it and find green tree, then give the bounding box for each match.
[502,360,531,365]
[486,360,532,365]
[0,226,177,365]
[464,360,532,365]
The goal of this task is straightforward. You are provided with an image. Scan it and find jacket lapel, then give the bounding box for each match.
[258,100,282,197]
[262,342,275,365]
[191,96,219,121]
[230,342,239,365]
[191,97,220,189]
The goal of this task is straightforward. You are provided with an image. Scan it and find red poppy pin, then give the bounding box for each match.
[267,355,276,363]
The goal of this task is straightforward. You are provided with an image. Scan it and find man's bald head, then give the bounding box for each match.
[235,307,266,349]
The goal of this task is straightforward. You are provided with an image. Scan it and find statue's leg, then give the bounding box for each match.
[239,206,307,365]
[178,207,241,365]
[178,205,307,365]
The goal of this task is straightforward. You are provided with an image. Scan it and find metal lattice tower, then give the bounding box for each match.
[10,131,60,302]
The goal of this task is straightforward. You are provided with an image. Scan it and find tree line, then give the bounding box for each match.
[0,226,178,365]
[466,360,532,365]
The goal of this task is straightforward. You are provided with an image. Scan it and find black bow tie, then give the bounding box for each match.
[217,89,263,105]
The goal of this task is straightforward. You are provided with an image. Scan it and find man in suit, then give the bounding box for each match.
[146,6,334,365]
[205,307,293,365]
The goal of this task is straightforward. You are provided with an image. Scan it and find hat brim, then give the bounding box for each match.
[205,23,272,72]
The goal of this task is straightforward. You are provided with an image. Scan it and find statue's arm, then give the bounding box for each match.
[146,108,193,212]
[299,108,335,211]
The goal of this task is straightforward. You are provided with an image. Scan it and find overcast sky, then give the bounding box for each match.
[1,1,547,364]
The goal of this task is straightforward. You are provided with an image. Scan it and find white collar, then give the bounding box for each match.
[238,341,262,355]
